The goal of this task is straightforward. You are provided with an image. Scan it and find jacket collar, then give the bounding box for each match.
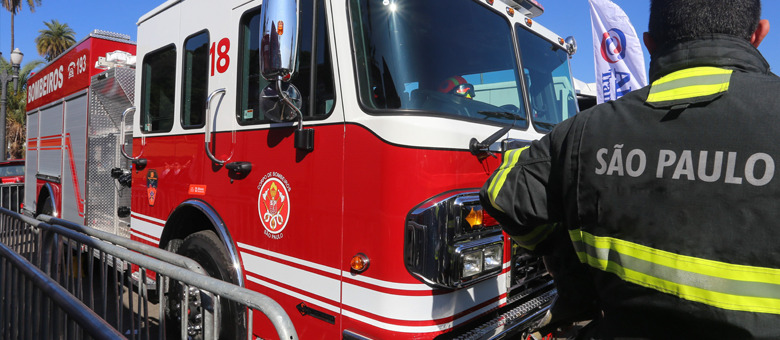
[648,35,770,83]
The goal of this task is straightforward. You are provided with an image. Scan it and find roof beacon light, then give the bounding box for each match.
[95,50,137,69]
[506,0,544,18]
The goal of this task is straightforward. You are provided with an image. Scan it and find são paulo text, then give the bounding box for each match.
[595,146,775,186]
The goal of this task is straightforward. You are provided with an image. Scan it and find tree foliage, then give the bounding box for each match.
[1,0,39,15]
[35,19,76,62]
[2,0,42,51]
[1,57,44,159]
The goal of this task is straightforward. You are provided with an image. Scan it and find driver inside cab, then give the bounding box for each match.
[438,75,476,100]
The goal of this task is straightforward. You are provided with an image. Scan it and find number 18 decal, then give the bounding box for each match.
[210,38,230,76]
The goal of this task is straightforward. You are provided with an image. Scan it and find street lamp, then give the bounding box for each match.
[0,48,23,161]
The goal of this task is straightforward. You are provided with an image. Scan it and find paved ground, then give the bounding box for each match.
[528,321,590,340]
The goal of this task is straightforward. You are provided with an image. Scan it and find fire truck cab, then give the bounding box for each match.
[131,0,579,338]
[33,0,580,338]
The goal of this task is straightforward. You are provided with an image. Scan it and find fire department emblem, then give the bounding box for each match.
[258,173,291,236]
[146,169,158,206]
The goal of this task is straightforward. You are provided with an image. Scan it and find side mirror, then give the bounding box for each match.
[260,0,300,81]
[565,36,577,55]
[260,82,302,122]
[259,0,314,151]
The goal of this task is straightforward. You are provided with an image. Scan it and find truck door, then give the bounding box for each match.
[136,1,345,338]
[231,2,346,339]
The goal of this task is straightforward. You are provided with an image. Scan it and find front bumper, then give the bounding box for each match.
[448,282,556,340]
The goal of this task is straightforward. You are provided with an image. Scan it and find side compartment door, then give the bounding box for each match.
[24,110,38,212]
[38,102,65,212]
[61,92,88,224]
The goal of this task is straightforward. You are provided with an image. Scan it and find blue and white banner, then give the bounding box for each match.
[589,0,647,103]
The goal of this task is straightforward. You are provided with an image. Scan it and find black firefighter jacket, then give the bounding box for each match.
[480,35,780,339]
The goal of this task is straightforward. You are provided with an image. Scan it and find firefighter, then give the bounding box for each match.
[480,0,780,338]
[438,75,476,99]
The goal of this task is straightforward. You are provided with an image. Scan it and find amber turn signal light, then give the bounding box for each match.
[350,253,370,273]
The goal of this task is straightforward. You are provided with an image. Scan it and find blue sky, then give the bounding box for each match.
[1,0,778,84]
[0,0,158,68]
[539,0,780,83]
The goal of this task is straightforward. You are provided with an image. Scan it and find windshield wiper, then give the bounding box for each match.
[470,111,523,158]
[478,111,527,121]
[533,121,556,130]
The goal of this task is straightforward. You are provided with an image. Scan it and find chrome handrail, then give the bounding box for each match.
[204,88,229,165]
[119,107,144,160]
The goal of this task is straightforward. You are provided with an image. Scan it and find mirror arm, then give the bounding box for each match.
[276,78,314,151]
[276,78,304,131]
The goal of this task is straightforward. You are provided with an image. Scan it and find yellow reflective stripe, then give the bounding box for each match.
[509,223,555,251]
[652,66,732,85]
[647,67,732,103]
[570,229,780,314]
[647,83,730,102]
[486,147,528,212]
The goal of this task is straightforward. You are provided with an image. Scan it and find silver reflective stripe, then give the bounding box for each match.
[570,229,780,314]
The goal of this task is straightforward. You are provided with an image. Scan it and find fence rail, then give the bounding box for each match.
[0,207,298,340]
[0,241,125,339]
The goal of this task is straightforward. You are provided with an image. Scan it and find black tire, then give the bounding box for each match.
[40,197,53,216]
[165,231,245,340]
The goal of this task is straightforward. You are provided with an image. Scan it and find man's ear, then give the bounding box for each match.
[643,32,656,54]
[751,19,770,48]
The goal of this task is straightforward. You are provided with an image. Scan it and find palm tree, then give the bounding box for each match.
[2,0,41,52]
[1,57,43,158]
[35,19,76,62]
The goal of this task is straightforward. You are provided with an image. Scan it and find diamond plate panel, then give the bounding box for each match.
[86,67,135,237]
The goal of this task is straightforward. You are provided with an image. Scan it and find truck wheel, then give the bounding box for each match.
[153,239,183,304]
[40,198,53,216]
[165,231,245,340]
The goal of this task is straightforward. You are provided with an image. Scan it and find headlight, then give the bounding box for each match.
[483,244,503,271]
[462,250,483,278]
[405,190,504,288]
[459,241,503,280]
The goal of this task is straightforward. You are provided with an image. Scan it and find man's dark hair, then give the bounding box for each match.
[648,0,761,47]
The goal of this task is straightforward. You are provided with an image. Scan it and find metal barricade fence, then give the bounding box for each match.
[0,241,125,339]
[0,208,298,340]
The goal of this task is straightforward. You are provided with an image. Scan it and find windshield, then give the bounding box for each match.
[0,164,23,177]
[349,0,527,128]
[515,24,578,131]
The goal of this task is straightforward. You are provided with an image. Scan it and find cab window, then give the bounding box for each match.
[141,45,176,133]
[182,30,210,129]
[237,0,335,125]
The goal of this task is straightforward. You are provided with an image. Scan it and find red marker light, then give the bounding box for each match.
[278,21,284,36]
[482,210,498,227]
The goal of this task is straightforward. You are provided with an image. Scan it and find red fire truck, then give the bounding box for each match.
[26,0,580,338]
[24,30,136,235]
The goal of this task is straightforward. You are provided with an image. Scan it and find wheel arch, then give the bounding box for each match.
[160,199,245,287]
[36,182,59,216]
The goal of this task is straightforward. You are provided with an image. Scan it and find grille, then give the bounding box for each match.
[509,241,550,298]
